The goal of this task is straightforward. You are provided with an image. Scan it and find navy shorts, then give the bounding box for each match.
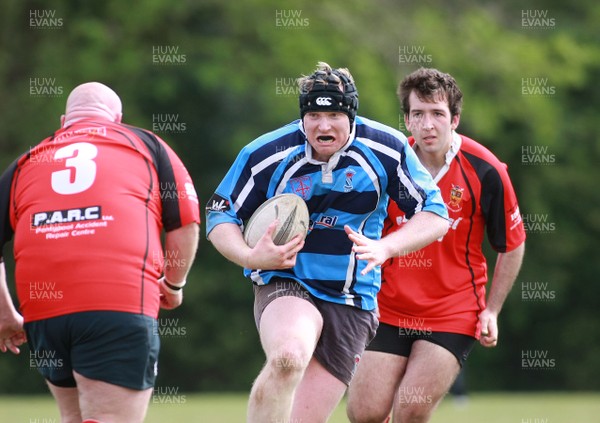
[253,278,379,385]
[366,321,476,366]
[25,311,160,390]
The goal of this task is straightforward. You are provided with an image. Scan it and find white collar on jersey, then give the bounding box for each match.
[422,130,462,183]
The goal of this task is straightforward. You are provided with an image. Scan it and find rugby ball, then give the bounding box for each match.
[243,194,309,248]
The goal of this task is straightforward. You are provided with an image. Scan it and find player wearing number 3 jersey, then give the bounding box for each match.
[0,82,200,423]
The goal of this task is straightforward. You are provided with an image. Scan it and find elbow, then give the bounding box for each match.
[415,211,449,243]
[436,215,450,239]
[182,222,201,245]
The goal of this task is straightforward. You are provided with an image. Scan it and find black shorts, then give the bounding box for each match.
[366,322,476,366]
[254,278,379,386]
[25,311,160,390]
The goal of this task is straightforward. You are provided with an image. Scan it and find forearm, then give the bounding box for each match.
[382,211,448,258]
[486,242,526,315]
[163,222,200,284]
[207,222,252,268]
[0,259,25,354]
[0,261,17,318]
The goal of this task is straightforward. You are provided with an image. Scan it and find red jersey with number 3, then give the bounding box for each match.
[3,119,200,322]
[378,134,526,338]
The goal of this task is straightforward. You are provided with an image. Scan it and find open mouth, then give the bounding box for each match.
[317,135,335,143]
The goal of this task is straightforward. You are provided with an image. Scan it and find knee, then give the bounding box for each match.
[347,401,390,423]
[267,345,310,378]
[396,403,432,423]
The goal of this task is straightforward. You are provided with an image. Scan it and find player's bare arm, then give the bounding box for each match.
[208,222,304,270]
[0,260,26,354]
[479,242,526,347]
[164,222,200,284]
[346,210,448,275]
[159,222,200,309]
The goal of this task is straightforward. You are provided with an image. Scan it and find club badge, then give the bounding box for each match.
[447,184,464,212]
[289,175,312,200]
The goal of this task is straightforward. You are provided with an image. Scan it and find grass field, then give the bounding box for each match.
[1,392,598,422]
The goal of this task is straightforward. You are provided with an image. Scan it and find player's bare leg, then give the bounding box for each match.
[347,350,408,423]
[247,296,323,423]
[392,340,460,423]
[73,371,152,423]
[46,383,82,423]
[291,357,347,422]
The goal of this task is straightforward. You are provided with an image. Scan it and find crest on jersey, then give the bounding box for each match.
[289,175,312,200]
[447,184,464,212]
[344,169,356,192]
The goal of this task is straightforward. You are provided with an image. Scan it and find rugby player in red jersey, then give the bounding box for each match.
[0,82,200,423]
[347,68,526,423]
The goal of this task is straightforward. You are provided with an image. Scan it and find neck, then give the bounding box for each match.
[63,107,117,128]
[414,146,447,178]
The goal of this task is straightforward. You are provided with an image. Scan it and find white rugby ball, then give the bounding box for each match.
[243,194,310,248]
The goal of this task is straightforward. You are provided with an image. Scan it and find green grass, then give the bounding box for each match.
[1,392,598,422]
[430,393,600,423]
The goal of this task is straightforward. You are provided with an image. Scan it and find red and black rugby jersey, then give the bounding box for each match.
[378,134,525,337]
[0,119,200,322]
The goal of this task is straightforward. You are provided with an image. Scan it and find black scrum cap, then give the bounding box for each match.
[299,69,359,124]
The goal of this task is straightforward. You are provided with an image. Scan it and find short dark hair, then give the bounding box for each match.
[398,68,463,117]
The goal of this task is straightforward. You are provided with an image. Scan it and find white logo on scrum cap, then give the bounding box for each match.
[315,97,333,106]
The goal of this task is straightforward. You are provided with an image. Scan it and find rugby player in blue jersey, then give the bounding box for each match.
[206,62,449,423]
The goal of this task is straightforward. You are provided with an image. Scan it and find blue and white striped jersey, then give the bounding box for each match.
[206,116,447,310]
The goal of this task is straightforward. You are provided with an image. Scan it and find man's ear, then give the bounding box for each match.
[451,114,461,131]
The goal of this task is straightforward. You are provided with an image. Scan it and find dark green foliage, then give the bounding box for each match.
[0,0,598,393]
